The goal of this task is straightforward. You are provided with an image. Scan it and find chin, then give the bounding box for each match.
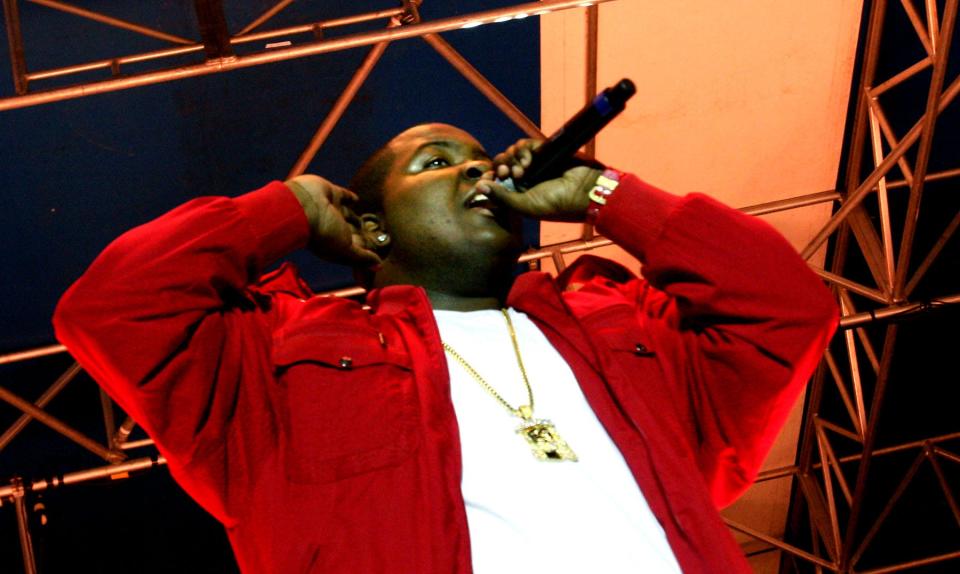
[477,227,522,256]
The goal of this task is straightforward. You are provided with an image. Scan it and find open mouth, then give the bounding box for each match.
[464,190,498,217]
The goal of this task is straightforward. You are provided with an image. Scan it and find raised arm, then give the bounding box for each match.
[485,143,838,506]
[53,177,375,523]
[591,175,838,506]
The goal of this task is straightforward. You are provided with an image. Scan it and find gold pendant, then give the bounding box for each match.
[516,419,578,462]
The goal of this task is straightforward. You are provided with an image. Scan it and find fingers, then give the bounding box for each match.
[493,139,540,180]
[287,174,359,207]
[477,179,536,216]
[338,186,361,205]
[332,202,381,269]
[347,242,383,268]
[329,228,381,269]
[284,174,384,272]
[478,163,601,223]
[326,184,360,212]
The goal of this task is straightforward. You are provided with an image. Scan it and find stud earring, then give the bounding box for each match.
[375,233,389,244]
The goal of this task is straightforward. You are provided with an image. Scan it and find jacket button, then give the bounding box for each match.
[338,356,353,369]
[634,343,653,356]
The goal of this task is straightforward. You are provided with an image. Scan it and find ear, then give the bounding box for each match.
[358,213,391,251]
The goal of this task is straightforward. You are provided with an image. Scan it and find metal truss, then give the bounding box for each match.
[0,0,608,112]
[724,0,960,572]
[2,0,959,573]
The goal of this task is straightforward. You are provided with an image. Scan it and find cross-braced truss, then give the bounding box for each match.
[723,0,960,571]
[1,1,959,573]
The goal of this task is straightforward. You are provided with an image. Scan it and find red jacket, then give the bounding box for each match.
[54,175,837,573]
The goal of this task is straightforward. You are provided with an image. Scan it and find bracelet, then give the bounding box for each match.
[585,168,622,224]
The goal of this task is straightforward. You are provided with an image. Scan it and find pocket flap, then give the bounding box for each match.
[580,304,657,356]
[273,323,411,370]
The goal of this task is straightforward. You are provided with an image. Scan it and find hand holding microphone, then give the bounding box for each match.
[480,78,636,222]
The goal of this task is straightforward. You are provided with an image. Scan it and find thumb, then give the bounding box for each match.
[479,180,539,217]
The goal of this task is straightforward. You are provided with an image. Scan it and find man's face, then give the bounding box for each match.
[377,123,522,268]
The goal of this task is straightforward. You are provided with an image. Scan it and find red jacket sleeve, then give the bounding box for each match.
[53,181,310,524]
[592,174,838,507]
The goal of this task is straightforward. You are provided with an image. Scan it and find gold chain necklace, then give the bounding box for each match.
[441,308,578,462]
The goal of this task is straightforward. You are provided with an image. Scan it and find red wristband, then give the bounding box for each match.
[585,168,622,224]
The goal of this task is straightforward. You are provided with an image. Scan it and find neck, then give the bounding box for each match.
[371,258,515,311]
[425,289,503,311]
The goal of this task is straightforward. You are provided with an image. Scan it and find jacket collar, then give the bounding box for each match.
[365,283,429,317]
[364,273,566,319]
[508,272,602,374]
[364,273,601,374]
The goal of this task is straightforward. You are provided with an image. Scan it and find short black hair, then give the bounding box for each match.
[349,144,396,215]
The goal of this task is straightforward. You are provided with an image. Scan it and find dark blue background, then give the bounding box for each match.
[0,0,541,352]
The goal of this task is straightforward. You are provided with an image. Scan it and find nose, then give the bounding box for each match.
[462,160,490,181]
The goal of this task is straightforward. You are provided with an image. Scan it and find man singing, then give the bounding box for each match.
[55,123,837,572]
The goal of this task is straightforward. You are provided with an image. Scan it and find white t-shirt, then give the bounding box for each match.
[434,308,683,574]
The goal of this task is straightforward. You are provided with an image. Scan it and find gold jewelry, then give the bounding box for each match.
[585,168,621,224]
[442,309,578,462]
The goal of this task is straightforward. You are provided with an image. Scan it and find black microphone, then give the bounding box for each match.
[502,78,636,191]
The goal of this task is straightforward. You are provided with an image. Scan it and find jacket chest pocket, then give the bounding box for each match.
[582,305,660,366]
[599,326,663,400]
[587,307,695,449]
[273,325,419,483]
[582,306,676,416]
